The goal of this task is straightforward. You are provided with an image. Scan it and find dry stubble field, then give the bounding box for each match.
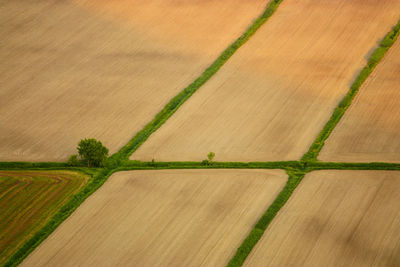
[0,170,87,265]
[0,0,266,161]
[245,170,400,266]
[22,169,287,266]
[320,39,400,163]
[132,0,400,162]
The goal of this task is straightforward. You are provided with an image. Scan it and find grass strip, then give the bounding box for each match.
[302,20,400,161]
[0,162,68,169]
[227,169,305,266]
[2,168,115,267]
[110,0,285,164]
[121,160,301,169]
[304,161,400,171]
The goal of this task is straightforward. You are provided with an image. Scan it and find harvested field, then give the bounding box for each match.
[0,0,266,161]
[244,170,400,266]
[132,0,400,162]
[22,169,287,266]
[0,170,87,265]
[319,40,400,162]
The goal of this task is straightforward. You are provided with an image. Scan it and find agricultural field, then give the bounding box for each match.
[131,0,400,162]
[0,0,266,162]
[319,40,400,163]
[0,170,87,265]
[2,0,400,266]
[21,170,287,266]
[244,170,400,266]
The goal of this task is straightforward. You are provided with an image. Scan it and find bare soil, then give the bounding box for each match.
[22,169,287,266]
[0,0,266,161]
[132,0,400,162]
[320,40,400,162]
[245,170,400,266]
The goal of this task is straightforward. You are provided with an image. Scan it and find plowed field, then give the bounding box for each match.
[320,40,400,162]
[245,170,400,266]
[22,169,286,266]
[0,0,266,161]
[132,0,400,162]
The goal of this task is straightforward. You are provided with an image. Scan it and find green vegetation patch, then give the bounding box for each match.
[0,170,87,265]
[2,168,115,267]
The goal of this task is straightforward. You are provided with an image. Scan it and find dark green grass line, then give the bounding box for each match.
[0,162,68,169]
[227,170,305,267]
[110,0,285,164]
[121,160,301,169]
[117,161,400,172]
[302,20,400,162]
[2,168,115,267]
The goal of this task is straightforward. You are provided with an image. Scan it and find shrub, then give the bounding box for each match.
[201,160,209,166]
[77,139,109,167]
[67,154,80,166]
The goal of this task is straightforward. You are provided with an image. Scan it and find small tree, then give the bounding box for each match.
[77,138,109,167]
[207,152,215,162]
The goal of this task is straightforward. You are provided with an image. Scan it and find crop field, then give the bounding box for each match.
[0,0,266,162]
[22,170,287,266]
[244,170,400,266]
[131,0,400,162]
[2,0,400,266]
[319,40,400,163]
[0,170,87,265]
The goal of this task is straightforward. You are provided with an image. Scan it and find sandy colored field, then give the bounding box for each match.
[245,170,400,266]
[0,170,87,265]
[319,40,400,162]
[0,0,266,161]
[22,169,287,266]
[132,0,400,162]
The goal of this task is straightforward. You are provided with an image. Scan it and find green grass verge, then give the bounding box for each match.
[2,168,115,267]
[121,160,301,169]
[302,20,400,161]
[227,169,305,266]
[0,162,68,169]
[304,161,400,171]
[110,0,285,164]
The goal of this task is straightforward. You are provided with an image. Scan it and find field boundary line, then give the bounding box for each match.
[109,0,285,164]
[2,160,400,171]
[302,20,400,162]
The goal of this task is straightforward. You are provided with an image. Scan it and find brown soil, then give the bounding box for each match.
[22,169,287,266]
[0,0,265,161]
[320,40,400,162]
[245,170,400,266]
[131,0,400,162]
